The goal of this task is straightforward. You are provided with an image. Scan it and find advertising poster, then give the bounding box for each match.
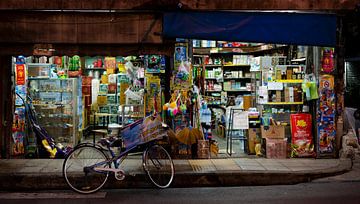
[290,113,315,157]
[317,75,336,155]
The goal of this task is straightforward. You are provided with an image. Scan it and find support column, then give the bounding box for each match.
[0,56,13,158]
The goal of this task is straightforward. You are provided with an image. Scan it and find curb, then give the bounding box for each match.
[0,159,352,191]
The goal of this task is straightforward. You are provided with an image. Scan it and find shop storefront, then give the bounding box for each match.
[1,8,353,160]
[161,11,341,159]
[11,54,171,158]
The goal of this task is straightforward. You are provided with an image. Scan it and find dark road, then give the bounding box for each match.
[0,181,359,204]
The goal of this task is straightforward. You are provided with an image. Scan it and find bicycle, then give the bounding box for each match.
[62,114,175,194]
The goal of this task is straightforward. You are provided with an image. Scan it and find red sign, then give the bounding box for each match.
[290,113,315,157]
[16,64,26,85]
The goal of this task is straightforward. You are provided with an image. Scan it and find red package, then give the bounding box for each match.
[290,114,315,157]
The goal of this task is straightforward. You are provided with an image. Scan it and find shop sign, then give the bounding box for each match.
[33,44,54,56]
[15,64,25,85]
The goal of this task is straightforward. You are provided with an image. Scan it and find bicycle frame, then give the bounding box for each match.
[86,135,165,175]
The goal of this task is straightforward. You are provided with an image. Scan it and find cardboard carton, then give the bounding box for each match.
[265,138,287,159]
[261,125,285,139]
[248,128,261,154]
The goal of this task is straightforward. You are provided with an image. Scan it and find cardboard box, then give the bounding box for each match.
[261,125,285,139]
[248,128,261,154]
[265,138,287,159]
[286,69,293,80]
[284,87,290,102]
[276,91,282,102]
[289,87,294,102]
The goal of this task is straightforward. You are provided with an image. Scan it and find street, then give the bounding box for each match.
[0,181,359,204]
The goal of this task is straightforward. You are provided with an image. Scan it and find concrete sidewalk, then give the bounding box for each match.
[0,158,353,191]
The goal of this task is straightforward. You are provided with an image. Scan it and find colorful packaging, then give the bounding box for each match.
[290,113,315,157]
[317,75,336,155]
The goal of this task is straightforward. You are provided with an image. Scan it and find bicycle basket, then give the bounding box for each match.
[121,115,167,148]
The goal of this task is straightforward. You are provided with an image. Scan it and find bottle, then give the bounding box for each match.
[91,71,100,105]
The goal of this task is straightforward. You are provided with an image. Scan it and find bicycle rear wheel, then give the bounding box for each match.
[143,144,174,188]
[63,145,110,194]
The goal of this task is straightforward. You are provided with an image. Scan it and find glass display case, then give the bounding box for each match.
[28,78,79,147]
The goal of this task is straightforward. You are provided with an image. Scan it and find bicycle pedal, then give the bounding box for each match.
[114,169,125,181]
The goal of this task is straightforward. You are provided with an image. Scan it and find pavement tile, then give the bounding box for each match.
[173,160,193,172]
[188,160,216,172]
[232,158,259,165]
[211,159,241,171]
[239,165,266,171]
[233,159,260,167]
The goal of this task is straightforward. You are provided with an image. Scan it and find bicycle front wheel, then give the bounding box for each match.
[143,144,174,188]
[63,145,110,194]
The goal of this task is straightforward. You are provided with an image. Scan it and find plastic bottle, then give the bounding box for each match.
[91,71,100,104]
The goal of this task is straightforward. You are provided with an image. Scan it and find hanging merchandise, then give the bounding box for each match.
[317,74,336,155]
[124,56,141,81]
[117,57,126,73]
[145,74,161,114]
[174,45,188,63]
[171,61,193,90]
[321,48,335,73]
[290,113,315,158]
[12,56,27,157]
[15,64,26,85]
[105,57,116,74]
[163,92,182,118]
[67,55,81,77]
[302,73,319,101]
[68,55,81,71]
[145,55,166,74]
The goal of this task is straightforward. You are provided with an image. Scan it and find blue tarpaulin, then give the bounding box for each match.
[163,11,336,46]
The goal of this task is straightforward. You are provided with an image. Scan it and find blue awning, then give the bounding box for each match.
[163,11,337,47]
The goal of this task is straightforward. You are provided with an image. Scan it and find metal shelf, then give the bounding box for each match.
[205,90,222,92]
[265,102,303,105]
[223,89,251,92]
[223,64,250,67]
[270,79,303,83]
[223,77,252,80]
